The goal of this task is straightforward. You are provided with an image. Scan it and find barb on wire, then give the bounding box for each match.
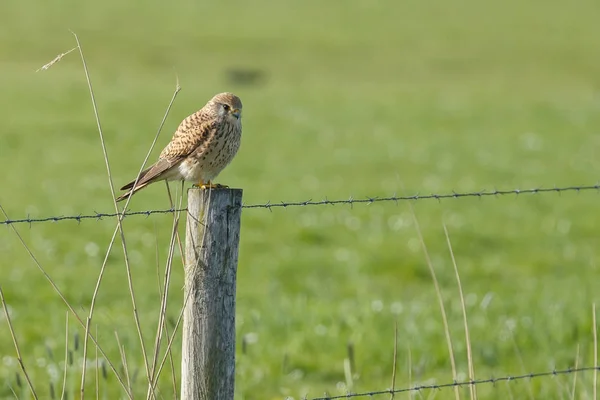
[1,184,599,227]
[308,366,600,399]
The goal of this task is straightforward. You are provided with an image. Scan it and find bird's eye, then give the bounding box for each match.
[222,104,230,111]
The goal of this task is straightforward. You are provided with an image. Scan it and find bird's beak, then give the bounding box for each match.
[231,109,241,119]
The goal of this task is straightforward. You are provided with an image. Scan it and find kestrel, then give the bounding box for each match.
[116,92,243,202]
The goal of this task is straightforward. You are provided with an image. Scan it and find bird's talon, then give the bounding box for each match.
[200,183,229,189]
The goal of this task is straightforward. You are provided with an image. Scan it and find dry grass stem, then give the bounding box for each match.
[61,312,69,400]
[119,73,182,215]
[70,30,153,396]
[389,320,398,400]
[570,344,580,400]
[154,240,179,400]
[0,205,131,397]
[78,76,181,399]
[509,333,534,400]
[147,185,184,398]
[151,189,214,392]
[593,303,597,400]
[0,285,38,399]
[36,47,77,72]
[165,181,186,267]
[443,223,476,400]
[115,331,133,397]
[407,345,412,400]
[8,385,18,399]
[69,32,185,397]
[408,204,460,400]
[96,326,100,400]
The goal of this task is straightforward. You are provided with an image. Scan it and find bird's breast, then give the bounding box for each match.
[178,123,241,182]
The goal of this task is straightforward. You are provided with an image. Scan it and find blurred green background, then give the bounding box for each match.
[1,0,600,398]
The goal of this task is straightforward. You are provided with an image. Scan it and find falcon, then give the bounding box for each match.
[116,92,243,202]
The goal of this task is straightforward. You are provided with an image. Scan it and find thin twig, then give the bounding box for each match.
[0,285,38,399]
[443,223,476,400]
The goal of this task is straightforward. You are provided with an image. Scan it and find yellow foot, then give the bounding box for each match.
[200,182,229,189]
[192,180,228,189]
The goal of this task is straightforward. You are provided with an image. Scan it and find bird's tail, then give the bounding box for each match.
[115,181,151,202]
[116,159,176,202]
[115,165,156,202]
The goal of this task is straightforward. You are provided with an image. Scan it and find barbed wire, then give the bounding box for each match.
[307,366,600,399]
[245,183,600,209]
[0,208,183,227]
[1,183,599,227]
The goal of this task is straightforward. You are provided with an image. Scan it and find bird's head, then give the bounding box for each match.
[209,92,243,122]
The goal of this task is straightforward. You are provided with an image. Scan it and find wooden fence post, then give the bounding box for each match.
[181,188,243,400]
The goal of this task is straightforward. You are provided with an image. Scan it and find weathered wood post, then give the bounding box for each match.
[181,188,243,400]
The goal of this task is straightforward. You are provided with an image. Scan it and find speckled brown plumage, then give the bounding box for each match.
[116,92,243,202]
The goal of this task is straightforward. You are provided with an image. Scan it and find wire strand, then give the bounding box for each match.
[2,183,599,226]
[308,366,600,399]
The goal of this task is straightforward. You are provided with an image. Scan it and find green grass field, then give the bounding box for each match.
[2,0,600,398]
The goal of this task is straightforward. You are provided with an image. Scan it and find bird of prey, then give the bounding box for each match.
[116,92,243,202]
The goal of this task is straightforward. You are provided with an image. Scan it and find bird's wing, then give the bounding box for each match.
[159,110,216,160]
[120,112,216,191]
[119,158,179,190]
